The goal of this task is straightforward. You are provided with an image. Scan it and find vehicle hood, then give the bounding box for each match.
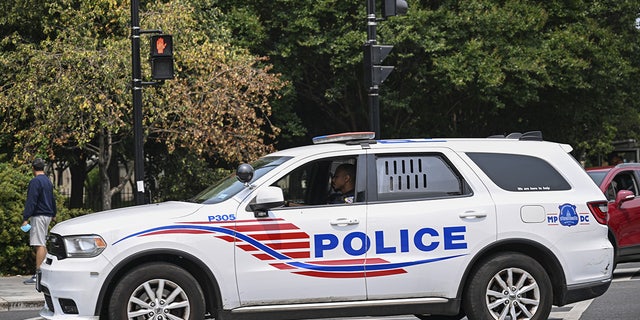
[51,201,203,236]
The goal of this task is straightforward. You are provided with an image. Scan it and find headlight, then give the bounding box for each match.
[63,235,107,258]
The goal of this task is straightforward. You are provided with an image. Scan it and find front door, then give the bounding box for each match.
[234,154,369,305]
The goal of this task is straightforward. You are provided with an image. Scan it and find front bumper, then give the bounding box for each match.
[38,254,112,319]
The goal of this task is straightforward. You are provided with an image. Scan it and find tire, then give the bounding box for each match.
[463,252,552,320]
[108,262,205,320]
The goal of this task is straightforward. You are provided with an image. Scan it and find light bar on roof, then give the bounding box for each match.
[312,132,376,144]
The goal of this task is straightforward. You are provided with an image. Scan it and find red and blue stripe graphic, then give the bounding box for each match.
[113,218,465,278]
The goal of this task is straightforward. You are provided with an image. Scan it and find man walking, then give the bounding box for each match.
[21,158,56,285]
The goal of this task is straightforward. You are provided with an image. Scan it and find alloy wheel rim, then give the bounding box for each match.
[126,278,191,320]
[485,267,540,320]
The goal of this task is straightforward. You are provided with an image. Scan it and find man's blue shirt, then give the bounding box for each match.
[22,174,57,221]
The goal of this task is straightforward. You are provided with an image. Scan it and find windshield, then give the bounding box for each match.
[190,156,291,204]
[586,170,608,186]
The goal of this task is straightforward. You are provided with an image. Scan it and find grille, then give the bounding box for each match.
[47,233,67,260]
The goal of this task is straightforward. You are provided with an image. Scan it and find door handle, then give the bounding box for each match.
[459,210,487,219]
[330,218,360,226]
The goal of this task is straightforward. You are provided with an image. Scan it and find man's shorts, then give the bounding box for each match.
[30,215,52,246]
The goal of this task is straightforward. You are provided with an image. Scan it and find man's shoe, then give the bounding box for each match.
[23,275,37,285]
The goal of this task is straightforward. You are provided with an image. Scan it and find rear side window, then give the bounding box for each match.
[467,152,571,191]
[587,170,608,186]
[375,154,468,201]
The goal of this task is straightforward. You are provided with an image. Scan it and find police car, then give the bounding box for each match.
[38,131,613,320]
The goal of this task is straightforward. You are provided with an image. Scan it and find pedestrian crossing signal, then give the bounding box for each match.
[150,35,174,80]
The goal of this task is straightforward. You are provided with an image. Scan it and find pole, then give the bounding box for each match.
[366,0,381,139]
[131,0,146,205]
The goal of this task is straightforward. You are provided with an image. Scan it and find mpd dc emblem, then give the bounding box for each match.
[558,203,579,227]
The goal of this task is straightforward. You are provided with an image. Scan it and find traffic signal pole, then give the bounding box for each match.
[364,0,407,139]
[366,0,381,139]
[130,0,145,205]
[130,1,170,205]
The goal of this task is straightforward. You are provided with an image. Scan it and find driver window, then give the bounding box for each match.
[610,171,638,200]
[273,157,358,207]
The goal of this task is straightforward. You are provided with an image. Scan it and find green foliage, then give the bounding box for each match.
[0,161,31,275]
[214,0,640,161]
[0,0,284,163]
[146,147,231,202]
[0,161,88,275]
[3,0,640,210]
[0,0,285,208]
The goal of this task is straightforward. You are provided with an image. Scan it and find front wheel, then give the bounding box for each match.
[108,262,205,320]
[463,252,552,320]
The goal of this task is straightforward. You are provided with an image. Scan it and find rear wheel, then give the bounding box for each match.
[463,252,552,320]
[108,262,205,320]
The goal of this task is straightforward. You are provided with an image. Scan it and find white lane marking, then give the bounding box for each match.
[551,299,594,320]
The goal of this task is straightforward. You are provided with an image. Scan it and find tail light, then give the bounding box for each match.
[587,200,608,225]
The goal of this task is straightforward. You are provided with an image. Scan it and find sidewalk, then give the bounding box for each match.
[0,275,45,311]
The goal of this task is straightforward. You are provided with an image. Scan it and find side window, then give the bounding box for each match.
[273,157,360,206]
[375,154,467,201]
[609,171,638,200]
[467,152,570,191]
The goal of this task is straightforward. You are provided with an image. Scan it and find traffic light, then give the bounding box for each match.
[382,0,408,18]
[363,43,394,88]
[150,34,174,80]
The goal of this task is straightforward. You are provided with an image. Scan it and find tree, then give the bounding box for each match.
[212,0,367,146]
[387,1,640,162]
[0,0,284,210]
[213,0,640,161]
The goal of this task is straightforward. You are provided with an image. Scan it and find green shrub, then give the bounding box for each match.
[0,161,89,275]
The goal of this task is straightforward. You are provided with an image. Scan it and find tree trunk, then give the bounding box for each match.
[68,153,87,209]
[99,129,113,211]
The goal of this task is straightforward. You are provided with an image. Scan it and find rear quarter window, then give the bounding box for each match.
[467,152,571,191]
[586,171,607,186]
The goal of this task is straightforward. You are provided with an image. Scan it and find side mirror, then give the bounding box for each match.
[249,186,285,217]
[236,163,254,185]
[615,189,635,206]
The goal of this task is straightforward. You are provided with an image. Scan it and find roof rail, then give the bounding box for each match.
[520,131,543,141]
[487,131,543,141]
[616,163,640,168]
[312,132,376,145]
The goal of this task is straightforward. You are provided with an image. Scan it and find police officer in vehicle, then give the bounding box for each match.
[328,163,356,204]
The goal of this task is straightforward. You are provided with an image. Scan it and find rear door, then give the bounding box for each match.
[363,148,497,299]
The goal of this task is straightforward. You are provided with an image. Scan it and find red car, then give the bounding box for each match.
[587,163,640,264]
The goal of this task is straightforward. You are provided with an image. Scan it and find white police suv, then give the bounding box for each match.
[38,131,613,320]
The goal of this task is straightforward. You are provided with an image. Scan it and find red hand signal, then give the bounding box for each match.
[156,37,167,54]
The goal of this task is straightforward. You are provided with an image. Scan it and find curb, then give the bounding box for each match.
[0,298,44,312]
